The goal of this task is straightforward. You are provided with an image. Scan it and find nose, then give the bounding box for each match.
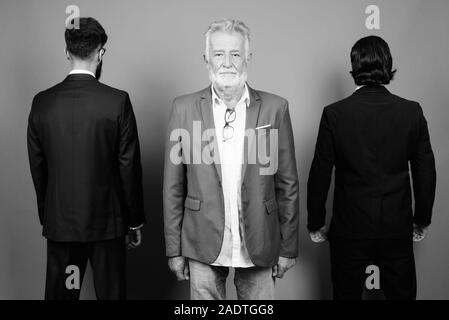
[223,54,232,68]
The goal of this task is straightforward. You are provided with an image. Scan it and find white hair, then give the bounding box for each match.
[204,18,251,61]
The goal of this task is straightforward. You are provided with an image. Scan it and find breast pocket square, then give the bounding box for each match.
[255,124,272,130]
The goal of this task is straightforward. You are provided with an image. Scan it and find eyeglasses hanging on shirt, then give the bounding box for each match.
[223,108,236,142]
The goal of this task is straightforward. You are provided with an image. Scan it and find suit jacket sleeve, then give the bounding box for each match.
[410,104,436,227]
[27,96,47,225]
[118,93,145,228]
[163,99,186,257]
[307,106,336,232]
[275,102,300,258]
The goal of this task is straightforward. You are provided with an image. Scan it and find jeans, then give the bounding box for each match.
[188,259,275,300]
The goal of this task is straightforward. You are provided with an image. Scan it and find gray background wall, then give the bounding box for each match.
[0,0,448,299]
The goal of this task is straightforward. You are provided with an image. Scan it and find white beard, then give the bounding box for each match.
[209,68,248,95]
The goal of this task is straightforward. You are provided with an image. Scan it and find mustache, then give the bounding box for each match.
[217,69,238,74]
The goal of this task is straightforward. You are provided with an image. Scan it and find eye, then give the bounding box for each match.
[232,53,240,57]
[214,53,224,57]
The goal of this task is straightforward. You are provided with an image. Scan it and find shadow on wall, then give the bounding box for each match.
[301,68,347,300]
[126,151,189,299]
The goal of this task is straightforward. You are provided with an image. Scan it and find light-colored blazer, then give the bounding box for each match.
[163,85,299,267]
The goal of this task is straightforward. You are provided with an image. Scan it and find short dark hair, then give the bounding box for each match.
[350,36,396,86]
[65,17,108,59]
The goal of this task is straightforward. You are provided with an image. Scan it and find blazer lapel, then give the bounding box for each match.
[199,87,222,183]
[242,85,261,182]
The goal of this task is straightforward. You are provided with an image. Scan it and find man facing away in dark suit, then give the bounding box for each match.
[307,36,436,300]
[27,17,145,300]
[163,19,299,300]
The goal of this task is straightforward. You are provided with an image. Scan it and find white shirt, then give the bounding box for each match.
[69,69,95,77]
[211,84,255,268]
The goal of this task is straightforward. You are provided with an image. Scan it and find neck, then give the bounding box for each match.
[214,84,245,109]
[70,60,97,75]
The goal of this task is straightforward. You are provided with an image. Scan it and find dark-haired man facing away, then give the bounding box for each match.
[307,36,436,299]
[27,17,145,300]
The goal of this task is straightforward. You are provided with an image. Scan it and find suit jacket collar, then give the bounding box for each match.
[63,73,97,82]
[242,85,261,182]
[198,83,262,183]
[353,85,391,96]
[199,86,220,182]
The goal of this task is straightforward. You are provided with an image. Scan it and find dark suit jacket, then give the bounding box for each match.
[163,85,299,267]
[27,73,145,242]
[307,85,436,239]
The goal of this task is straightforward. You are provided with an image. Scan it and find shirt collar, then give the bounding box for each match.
[355,85,365,92]
[69,69,95,78]
[211,83,250,109]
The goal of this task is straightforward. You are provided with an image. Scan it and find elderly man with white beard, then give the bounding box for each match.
[163,19,300,300]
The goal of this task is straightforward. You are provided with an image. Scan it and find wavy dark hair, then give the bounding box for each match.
[350,36,396,86]
[65,17,108,59]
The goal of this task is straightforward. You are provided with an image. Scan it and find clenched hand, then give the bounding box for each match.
[168,256,190,281]
[272,256,297,279]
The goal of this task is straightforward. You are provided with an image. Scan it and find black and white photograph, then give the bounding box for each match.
[0,0,448,311]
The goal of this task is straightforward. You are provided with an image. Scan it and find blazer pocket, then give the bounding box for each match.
[264,198,278,215]
[184,196,201,211]
[256,127,273,135]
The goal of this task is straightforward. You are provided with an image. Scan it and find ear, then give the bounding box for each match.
[65,48,70,60]
[203,54,208,64]
[247,52,253,62]
[97,48,105,63]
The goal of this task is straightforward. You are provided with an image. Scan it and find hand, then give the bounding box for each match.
[168,256,190,281]
[272,256,297,279]
[126,228,142,249]
[310,226,327,243]
[413,223,428,242]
